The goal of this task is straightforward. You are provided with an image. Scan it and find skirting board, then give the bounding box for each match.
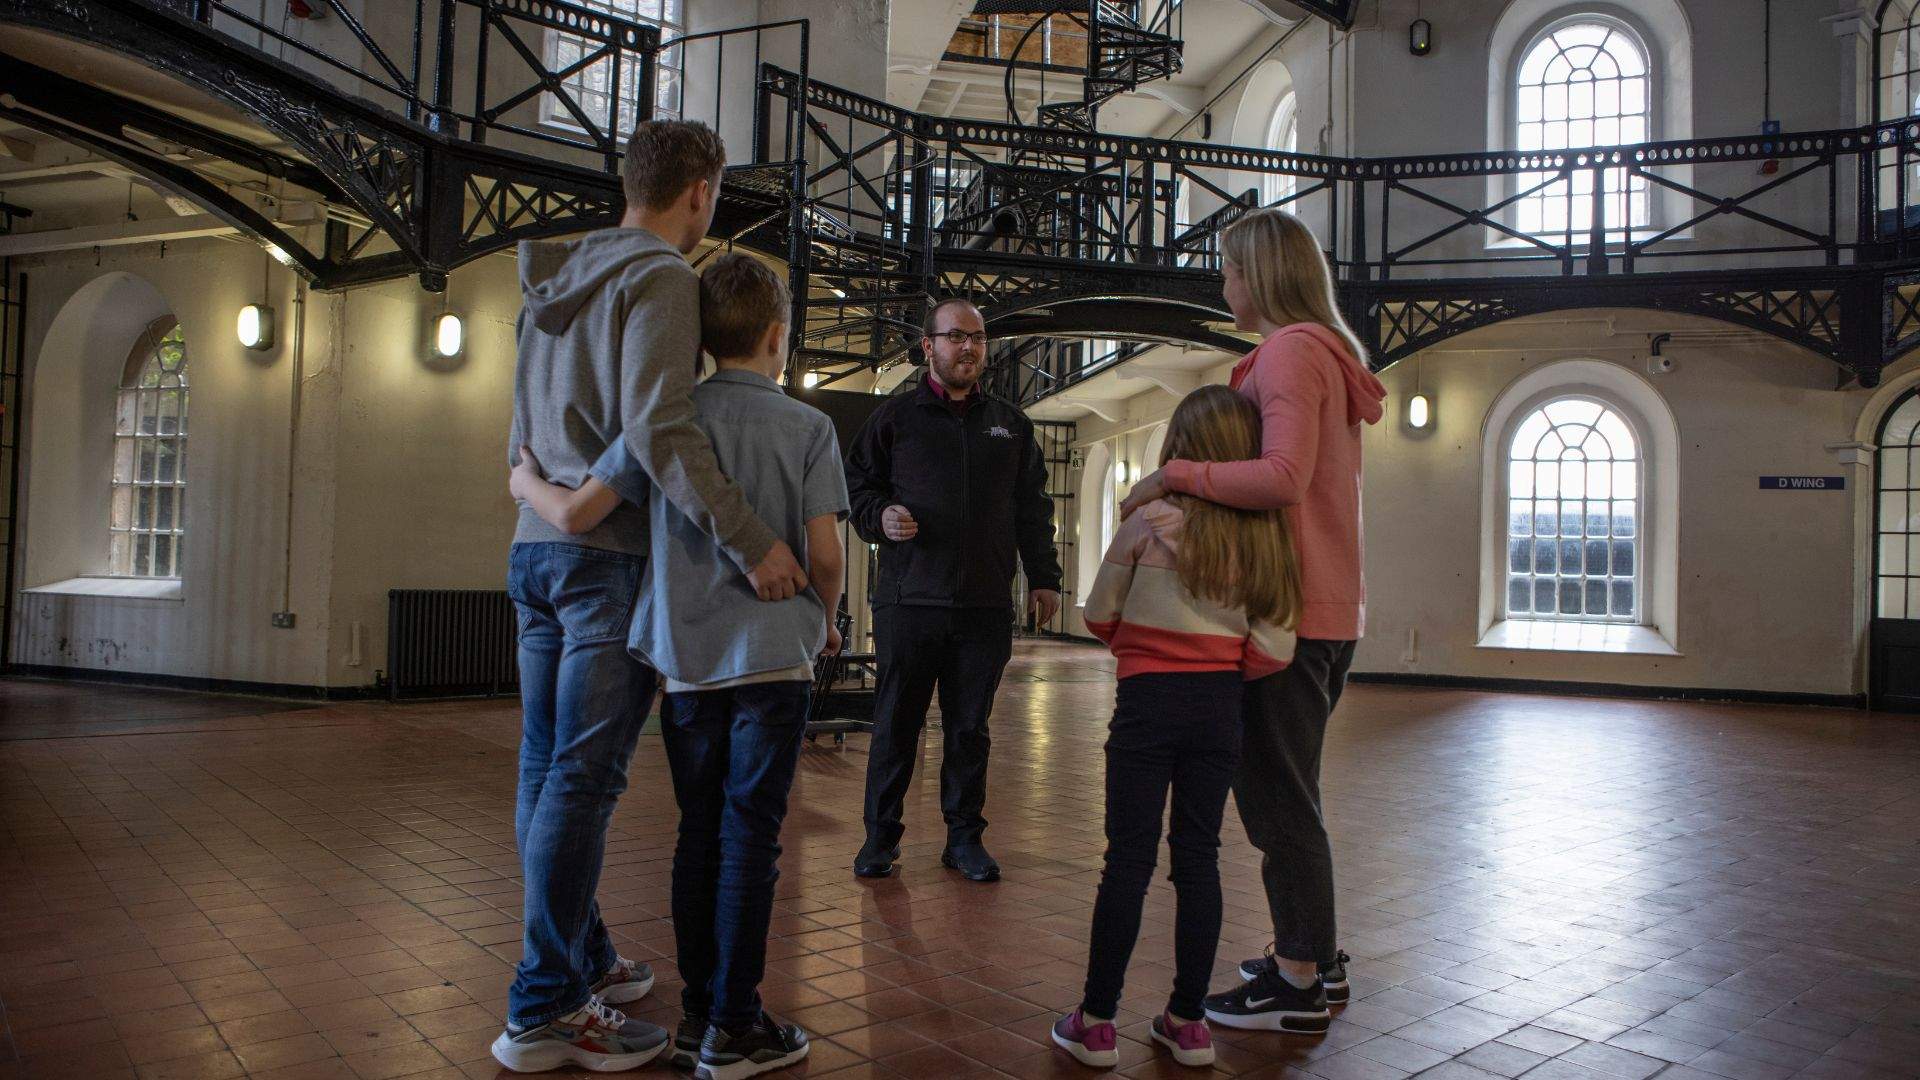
[5,664,387,701]
[1348,670,1867,710]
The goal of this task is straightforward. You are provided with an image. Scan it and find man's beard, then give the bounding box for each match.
[932,354,981,390]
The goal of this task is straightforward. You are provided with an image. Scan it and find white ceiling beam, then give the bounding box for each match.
[1134,83,1207,117]
[0,159,127,185]
[1115,363,1201,397]
[0,213,235,256]
[1055,392,1123,422]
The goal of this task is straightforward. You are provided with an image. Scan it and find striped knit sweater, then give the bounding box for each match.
[1082,498,1295,680]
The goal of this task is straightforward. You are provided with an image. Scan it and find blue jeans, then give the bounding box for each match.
[662,681,809,1029]
[506,542,656,1028]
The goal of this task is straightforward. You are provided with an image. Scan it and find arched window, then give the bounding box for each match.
[1876,2,1920,123]
[1515,18,1652,238]
[1075,441,1112,602]
[541,0,683,135]
[1877,388,1920,620]
[1261,91,1299,206]
[112,318,188,578]
[1504,397,1639,622]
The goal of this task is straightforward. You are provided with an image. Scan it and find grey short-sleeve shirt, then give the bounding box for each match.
[592,367,850,688]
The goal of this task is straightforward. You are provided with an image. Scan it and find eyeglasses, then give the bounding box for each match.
[932,330,989,347]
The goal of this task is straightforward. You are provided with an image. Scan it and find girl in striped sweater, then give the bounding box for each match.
[1051,385,1300,1070]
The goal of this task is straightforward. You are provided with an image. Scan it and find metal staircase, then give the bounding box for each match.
[1030,1,1184,134]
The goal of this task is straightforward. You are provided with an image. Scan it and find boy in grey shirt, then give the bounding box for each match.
[512,253,847,1080]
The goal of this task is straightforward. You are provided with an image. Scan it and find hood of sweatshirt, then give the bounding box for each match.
[518,228,683,335]
[1238,322,1387,427]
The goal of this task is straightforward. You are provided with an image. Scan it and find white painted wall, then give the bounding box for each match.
[12,239,336,685]
[1055,312,1892,697]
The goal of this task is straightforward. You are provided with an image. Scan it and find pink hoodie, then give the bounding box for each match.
[1161,323,1387,642]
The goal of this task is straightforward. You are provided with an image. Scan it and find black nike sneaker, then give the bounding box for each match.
[694,1013,810,1080]
[1203,969,1331,1034]
[1237,947,1350,1005]
[670,1011,707,1070]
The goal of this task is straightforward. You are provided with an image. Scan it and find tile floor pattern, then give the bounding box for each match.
[2,641,1918,1080]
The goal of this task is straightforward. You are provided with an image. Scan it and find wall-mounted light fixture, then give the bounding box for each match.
[1407,354,1432,430]
[802,371,821,389]
[1408,391,1431,429]
[431,312,465,359]
[1410,1,1432,58]
[237,303,274,351]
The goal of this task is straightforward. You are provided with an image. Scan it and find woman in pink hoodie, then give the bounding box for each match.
[1123,209,1386,1034]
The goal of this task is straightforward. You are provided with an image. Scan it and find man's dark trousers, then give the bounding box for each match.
[862,603,1013,850]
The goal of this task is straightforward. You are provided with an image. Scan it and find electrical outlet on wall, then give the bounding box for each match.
[271,611,296,629]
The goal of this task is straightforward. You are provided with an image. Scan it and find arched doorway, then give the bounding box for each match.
[1872,385,1920,711]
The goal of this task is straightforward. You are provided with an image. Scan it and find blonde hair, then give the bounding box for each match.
[1161,385,1302,629]
[1220,209,1367,365]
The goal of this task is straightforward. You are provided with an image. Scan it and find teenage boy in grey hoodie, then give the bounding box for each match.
[492,120,808,1075]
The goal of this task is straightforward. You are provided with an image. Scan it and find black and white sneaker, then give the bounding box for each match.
[670,1012,708,1070]
[694,1013,810,1080]
[1237,948,1350,1005]
[1203,970,1331,1034]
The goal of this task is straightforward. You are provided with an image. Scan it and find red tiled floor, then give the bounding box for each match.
[3,643,1919,1080]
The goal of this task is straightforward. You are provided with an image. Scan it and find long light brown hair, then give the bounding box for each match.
[1161,385,1301,628]
[1220,209,1368,365]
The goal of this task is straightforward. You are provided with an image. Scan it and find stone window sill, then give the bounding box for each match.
[1476,619,1679,656]
[24,576,184,601]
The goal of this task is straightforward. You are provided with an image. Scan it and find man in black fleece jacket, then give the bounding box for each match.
[844,298,1063,883]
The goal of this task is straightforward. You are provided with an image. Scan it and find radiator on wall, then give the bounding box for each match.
[386,589,518,699]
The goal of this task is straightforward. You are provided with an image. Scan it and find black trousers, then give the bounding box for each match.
[862,603,1013,849]
[1234,638,1355,966]
[1081,671,1241,1021]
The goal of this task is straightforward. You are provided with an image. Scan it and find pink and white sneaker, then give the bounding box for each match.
[1051,1010,1119,1068]
[589,956,655,1005]
[1150,1012,1213,1067]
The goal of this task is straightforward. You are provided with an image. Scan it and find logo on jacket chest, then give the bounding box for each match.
[986,425,1013,439]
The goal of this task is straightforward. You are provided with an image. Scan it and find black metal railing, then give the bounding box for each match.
[759,66,1920,284]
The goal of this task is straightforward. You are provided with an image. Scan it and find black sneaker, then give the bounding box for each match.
[940,843,1000,882]
[670,1012,707,1070]
[1237,947,1350,1005]
[1203,969,1331,1034]
[694,1013,810,1080]
[853,840,897,879]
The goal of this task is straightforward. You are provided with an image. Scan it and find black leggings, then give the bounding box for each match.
[1080,671,1242,1020]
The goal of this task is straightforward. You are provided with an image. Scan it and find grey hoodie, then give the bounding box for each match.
[508,228,776,570]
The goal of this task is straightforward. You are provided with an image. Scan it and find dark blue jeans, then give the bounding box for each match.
[1081,671,1242,1021]
[662,680,809,1029]
[506,542,656,1029]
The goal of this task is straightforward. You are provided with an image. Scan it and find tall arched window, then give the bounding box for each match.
[112,318,188,578]
[1876,2,1920,123]
[1261,91,1299,206]
[1878,388,1920,620]
[1515,19,1651,238]
[1504,397,1639,622]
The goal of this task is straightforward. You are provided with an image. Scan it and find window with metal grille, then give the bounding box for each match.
[1877,1,1920,123]
[111,318,188,579]
[1261,91,1298,206]
[1877,389,1920,619]
[1514,19,1651,239]
[541,0,682,136]
[1505,397,1639,622]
